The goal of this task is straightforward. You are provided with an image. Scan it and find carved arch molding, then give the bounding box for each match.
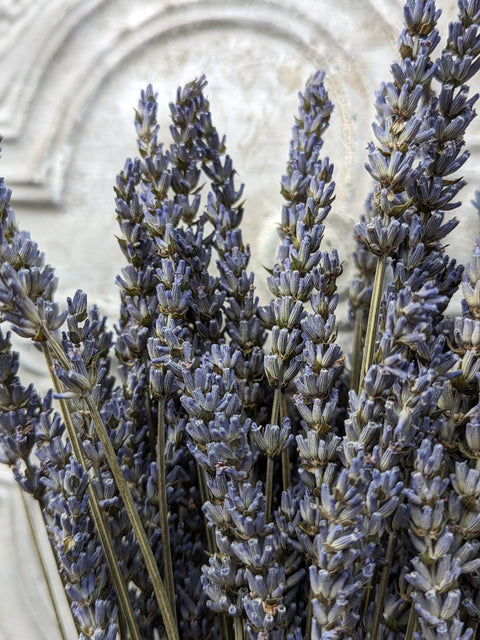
[2,0,396,204]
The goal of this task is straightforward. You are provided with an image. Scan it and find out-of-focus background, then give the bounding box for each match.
[0,1,479,637]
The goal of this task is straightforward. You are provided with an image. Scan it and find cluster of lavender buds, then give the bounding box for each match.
[4,1,480,639]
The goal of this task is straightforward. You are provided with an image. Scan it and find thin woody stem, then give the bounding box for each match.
[358,253,387,392]
[265,380,282,523]
[157,397,177,620]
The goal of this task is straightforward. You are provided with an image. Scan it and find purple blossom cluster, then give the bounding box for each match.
[1,1,480,639]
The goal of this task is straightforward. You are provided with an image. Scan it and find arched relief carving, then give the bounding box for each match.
[2,0,396,207]
[0,2,39,52]
[0,0,105,140]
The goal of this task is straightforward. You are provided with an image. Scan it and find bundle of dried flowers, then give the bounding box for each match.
[2,1,480,639]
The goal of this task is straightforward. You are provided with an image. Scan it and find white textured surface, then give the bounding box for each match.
[0,1,479,637]
[0,465,76,639]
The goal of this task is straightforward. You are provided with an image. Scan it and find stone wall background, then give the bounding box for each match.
[0,1,479,637]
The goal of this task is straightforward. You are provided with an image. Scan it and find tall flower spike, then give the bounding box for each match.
[345,4,480,639]
[114,85,171,458]
[353,0,442,389]
[143,78,235,636]
[440,214,480,452]
[260,72,338,529]
[198,82,270,421]
[392,1,480,321]
[405,439,480,640]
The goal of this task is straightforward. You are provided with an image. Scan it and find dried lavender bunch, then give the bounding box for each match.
[0,184,125,638]
[349,0,441,391]
[3,2,480,640]
[268,71,376,638]
[345,2,480,639]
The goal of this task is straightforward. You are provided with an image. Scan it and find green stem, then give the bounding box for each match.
[371,532,396,640]
[117,611,128,640]
[405,602,417,640]
[265,382,282,522]
[281,449,290,494]
[305,590,313,640]
[234,617,245,640]
[362,569,375,629]
[220,614,234,640]
[264,456,274,523]
[157,398,177,621]
[280,391,290,491]
[41,344,142,640]
[145,382,156,456]
[358,253,387,392]
[351,307,365,393]
[196,462,216,554]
